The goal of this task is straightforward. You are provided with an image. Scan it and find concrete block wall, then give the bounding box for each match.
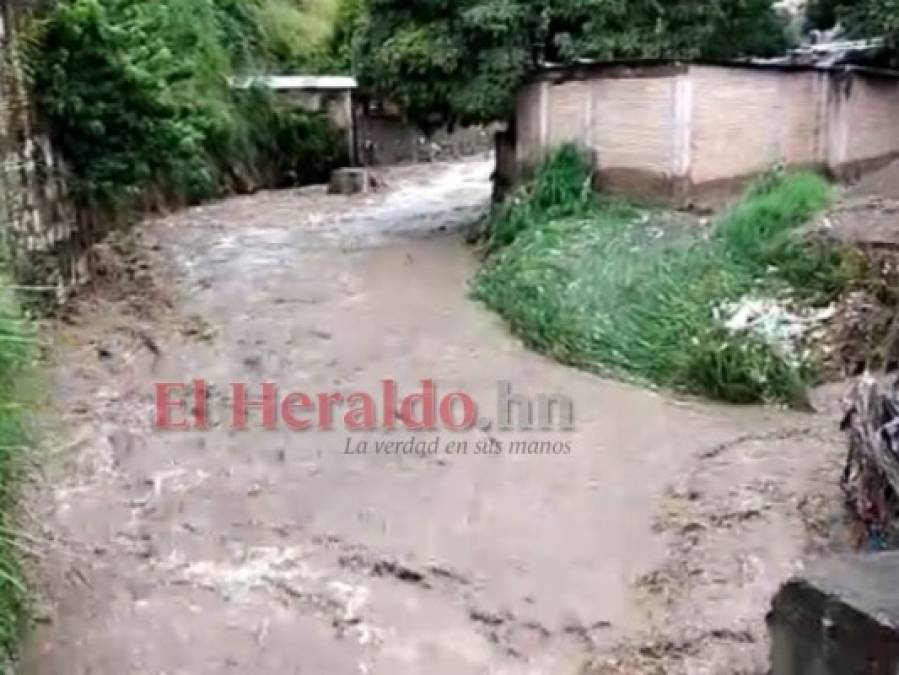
[508,62,899,205]
[590,75,680,189]
[689,66,824,184]
[514,69,685,199]
[514,81,546,169]
[828,73,899,177]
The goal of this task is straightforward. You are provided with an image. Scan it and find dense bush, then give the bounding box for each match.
[28,0,345,213]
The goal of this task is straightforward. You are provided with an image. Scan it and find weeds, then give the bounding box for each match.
[475,146,843,405]
[716,171,847,297]
[485,145,600,251]
[0,272,34,666]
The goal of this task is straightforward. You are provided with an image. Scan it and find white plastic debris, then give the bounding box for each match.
[716,296,836,363]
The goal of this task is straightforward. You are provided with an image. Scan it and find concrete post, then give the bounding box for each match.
[769,553,899,675]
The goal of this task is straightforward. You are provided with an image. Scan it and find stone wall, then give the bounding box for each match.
[0,2,83,302]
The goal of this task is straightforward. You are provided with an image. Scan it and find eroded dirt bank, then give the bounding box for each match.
[21,160,847,674]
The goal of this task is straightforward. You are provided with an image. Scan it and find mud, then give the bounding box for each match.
[22,159,847,674]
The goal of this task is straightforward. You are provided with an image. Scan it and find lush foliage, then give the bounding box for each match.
[841,0,899,48]
[474,148,845,405]
[250,0,341,70]
[330,0,368,69]
[29,0,345,211]
[550,0,790,62]
[353,0,791,129]
[353,0,535,130]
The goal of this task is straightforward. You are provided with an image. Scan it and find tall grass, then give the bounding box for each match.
[0,274,34,666]
[485,145,597,251]
[475,147,843,405]
[716,173,852,299]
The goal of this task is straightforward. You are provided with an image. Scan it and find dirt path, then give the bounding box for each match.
[22,160,848,675]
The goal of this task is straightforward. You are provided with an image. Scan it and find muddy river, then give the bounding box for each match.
[21,160,846,674]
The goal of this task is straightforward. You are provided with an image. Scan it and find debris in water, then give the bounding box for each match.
[841,373,899,550]
[716,296,835,364]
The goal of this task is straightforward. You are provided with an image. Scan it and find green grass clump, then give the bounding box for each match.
[716,171,846,297]
[475,147,845,405]
[486,145,599,251]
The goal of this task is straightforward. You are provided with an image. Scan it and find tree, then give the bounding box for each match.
[841,0,899,46]
[549,0,789,62]
[355,0,537,131]
[806,0,844,29]
[354,0,791,130]
[32,0,347,209]
[330,0,368,69]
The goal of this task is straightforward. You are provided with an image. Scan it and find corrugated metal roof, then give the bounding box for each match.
[229,75,358,91]
[533,44,899,80]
